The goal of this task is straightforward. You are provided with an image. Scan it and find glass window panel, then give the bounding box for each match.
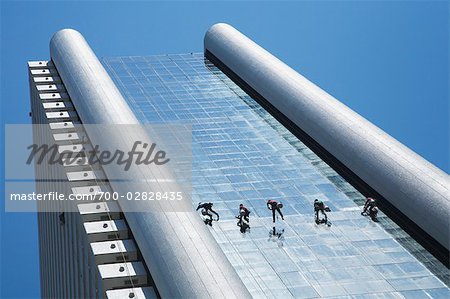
[102,53,449,297]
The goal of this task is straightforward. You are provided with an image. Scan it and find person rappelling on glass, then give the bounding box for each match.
[236,203,251,233]
[361,197,378,222]
[267,199,285,239]
[267,199,284,223]
[314,199,331,226]
[196,202,219,226]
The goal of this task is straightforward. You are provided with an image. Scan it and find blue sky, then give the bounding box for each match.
[1,1,448,298]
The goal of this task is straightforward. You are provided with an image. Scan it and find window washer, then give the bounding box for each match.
[196,202,219,226]
[236,203,251,233]
[267,199,284,223]
[362,197,376,214]
[238,204,250,222]
[361,197,378,221]
[314,199,328,224]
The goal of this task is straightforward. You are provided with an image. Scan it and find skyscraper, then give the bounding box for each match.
[28,24,449,298]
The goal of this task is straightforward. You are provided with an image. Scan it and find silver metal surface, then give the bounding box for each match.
[50,28,250,298]
[204,23,450,250]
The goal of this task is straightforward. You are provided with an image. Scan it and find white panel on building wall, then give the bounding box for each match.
[66,170,98,181]
[34,76,61,83]
[78,201,121,215]
[78,201,121,222]
[62,157,89,167]
[91,239,137,256]
[49,121,78,130]
[106,287,158,299]
[71,185,103,196]
[28,60,53,68]
[42,101,73,110]
[58,143,93,154]
[39,92,69,100]
[30,68,57,76]
[45,111,77,120]
[91,239,138,264]
[53,132,86,142]
[36,84,65,92]
[84,220,127,234]
[84,220,129,242]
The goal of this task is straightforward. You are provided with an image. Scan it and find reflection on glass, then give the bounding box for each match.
[103,54,449,297]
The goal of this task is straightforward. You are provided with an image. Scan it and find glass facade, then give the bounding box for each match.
[102,54,449,298]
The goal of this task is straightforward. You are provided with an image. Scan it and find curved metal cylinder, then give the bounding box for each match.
[204,23,449,250]
[50,28,250,298]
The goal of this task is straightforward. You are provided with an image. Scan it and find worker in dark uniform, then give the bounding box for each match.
[267,199,284,223]
[314,199,328,224]
[362,197,376,214]
[236,204,251,233]
[238,204,250,222]
[196,202,219,226]
[362,197,378,221]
